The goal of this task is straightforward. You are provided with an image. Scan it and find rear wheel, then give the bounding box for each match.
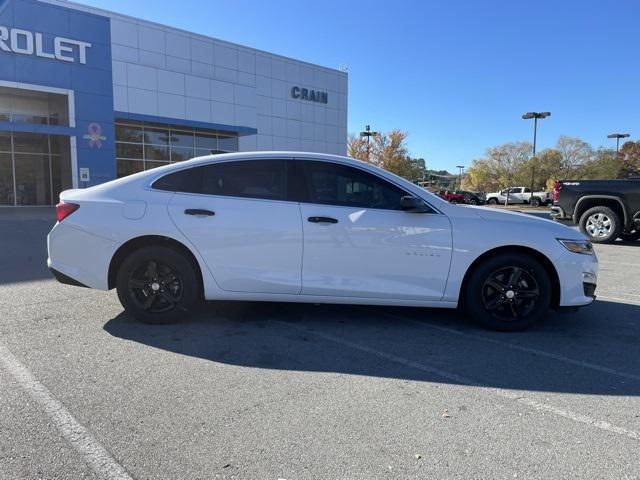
[116,245,199,324]
[531,197,541,207]
[463,253,552,331]
[579,206,622,244]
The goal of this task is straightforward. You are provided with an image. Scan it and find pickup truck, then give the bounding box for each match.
[550,179,640,243]
[486,187,552,206]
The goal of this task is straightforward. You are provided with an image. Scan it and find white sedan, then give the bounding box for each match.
[47,152,598,331]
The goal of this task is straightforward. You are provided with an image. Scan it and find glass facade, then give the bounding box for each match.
[0,86,70,126]
[0,132,72,206]
[115,121,239,178]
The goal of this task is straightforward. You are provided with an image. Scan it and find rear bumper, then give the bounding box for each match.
[49,267,89,288]
[47,222,118,291]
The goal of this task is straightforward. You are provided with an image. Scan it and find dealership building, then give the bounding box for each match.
[0,0,348,206]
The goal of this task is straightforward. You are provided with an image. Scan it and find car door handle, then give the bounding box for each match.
[184,208,215,216]
[308,216,338,224]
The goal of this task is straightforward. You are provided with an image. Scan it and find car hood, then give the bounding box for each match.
[464,205,586,239]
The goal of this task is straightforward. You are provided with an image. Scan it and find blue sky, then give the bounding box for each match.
[83,0,640,172]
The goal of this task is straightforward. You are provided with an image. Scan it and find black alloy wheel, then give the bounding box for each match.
[128,260,183,314]
[116,245,199,324]
[464,253,552,331]
[481,266,539,322]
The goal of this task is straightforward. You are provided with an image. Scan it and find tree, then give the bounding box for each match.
[529,148,563,190]
[347,129,425,182]
[462,159,497,192]
[619,140,640,177]
[556,135,592,175]
[347,133,369,163]
[372,129,409,171]
[579,148,623,180]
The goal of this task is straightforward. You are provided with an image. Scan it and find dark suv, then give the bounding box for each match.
[454,190,486,205]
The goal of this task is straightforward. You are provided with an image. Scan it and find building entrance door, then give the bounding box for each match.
[0,132,72,206]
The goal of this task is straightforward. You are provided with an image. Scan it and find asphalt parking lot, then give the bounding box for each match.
[1,208,639,479]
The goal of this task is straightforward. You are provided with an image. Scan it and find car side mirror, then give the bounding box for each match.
[401,196,431,213]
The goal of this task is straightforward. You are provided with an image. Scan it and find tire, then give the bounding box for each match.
[463,253,552,331]
[531,197,541,207]
[450,199,458,204]
[578,206,622,244]
[487,198,498,205]
[469,199,478,205]
[621,229,640,242]
[116,245,200,324]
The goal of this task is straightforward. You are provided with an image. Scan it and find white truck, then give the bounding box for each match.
[486,187,552,206]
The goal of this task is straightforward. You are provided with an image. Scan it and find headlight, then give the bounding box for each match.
[557,238,594,255]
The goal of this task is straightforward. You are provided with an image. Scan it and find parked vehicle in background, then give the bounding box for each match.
[550,179,640,243]
[454,190,486,205]
[486,187,552,206]
[437,189,466,204]
[47,152,598,331]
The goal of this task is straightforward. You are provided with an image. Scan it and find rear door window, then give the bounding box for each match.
[152,159,286,201]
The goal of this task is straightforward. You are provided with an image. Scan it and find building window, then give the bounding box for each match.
[0,86,70,126]
[115,121,239,178]
[0,131,72,206]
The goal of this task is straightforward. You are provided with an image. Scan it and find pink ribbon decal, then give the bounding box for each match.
[83,122,106,148]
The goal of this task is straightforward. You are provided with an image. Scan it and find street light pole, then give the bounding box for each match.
[359,125,378,163]
[456,165,464,190]
[607,133,630,159]
[522,112,551,207]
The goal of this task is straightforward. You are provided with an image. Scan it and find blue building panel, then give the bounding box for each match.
[68,9,111,46]
[0,0,114,187]
[12,0,70,37]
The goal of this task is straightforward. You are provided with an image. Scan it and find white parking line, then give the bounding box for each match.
[0,343,133,480]
[277,320,640,441]
[373,309,640,382]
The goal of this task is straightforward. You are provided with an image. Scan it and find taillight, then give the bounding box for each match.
[56,202,80,222]
[553,181,560,202]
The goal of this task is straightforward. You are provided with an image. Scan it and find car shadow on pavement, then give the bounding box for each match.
[104,298,640,397]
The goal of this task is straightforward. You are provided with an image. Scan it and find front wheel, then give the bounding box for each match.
[469,199,478,205]
[463,253,552,331]
[116,245,200,324]
[487,198,498,205]
[450,199,458,204]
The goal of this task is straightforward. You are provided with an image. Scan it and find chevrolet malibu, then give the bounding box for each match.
[47,152,598,331]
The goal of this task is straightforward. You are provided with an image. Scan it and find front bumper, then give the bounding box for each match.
[550,205,566,219]
[554,249,598,307]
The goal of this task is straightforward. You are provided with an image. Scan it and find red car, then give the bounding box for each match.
[437,190,465,204]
